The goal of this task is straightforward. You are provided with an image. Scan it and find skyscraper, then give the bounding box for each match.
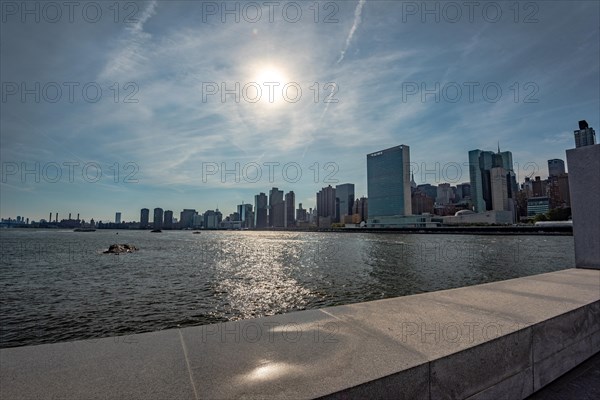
[490,167,509,211]
[180,209,197,229]
[456,183,471,199]
[352,197,368,223]
[285,191,295,228]
[296,203,307,222]
[574,120,596,148]
[115,212,121,224]
[153,208,163,229]
[468,149,492,213]
[203,210,222,229]
[336,183,355,222]
[237,203,253,228]
[366,145,411,218]
[436,183,452,205]
[411,190,434,215]
[316,185,336,224]
[268,188,284,228]
[163,210,173,229]
[548,159,566,178]
[468,147,515,215]
[140,208,149,228]
[254,193,268,228]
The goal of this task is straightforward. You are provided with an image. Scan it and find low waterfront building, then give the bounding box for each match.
[366,214,440,228]
[527,196,550,217]
[442,210,513,225]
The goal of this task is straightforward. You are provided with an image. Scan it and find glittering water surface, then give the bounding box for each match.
[0,229,574,348]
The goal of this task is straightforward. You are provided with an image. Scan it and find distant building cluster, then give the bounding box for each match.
[3,121,594,229]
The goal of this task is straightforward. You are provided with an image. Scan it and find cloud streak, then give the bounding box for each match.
[337,0,366,64]
[99,0,157,82]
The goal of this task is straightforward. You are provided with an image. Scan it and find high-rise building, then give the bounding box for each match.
[316,185,336,227]
[140,208,149,228]
[456,183,471,199]
[469,150,492,213]
[490,167,509,211]
[436,183,452,205]
[451,187,462,202]
[285,191,295,228]
[366,145,411,218]
[180,209,197,229]
[237,203,253,228]
[269,188,285,228]
[203,209,222,229]
[296,203,307,222]
[532,176,546,197]
[557,174,570,207]
[153,208,163,229]
[354,197,368,222]
[548,159,566,178]
[192,213,203,228]
[574,120,596,148]
[468,147,515,215]
[522,177,533,198]
[336,183,355,221]
[547,173,571,209]
[417,184,438,200]
[254,193,268,228]
[163,210,173,229]
[115,212,121,224]
[411,190,434,215]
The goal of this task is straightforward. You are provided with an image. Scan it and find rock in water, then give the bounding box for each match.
[104,244,138,254]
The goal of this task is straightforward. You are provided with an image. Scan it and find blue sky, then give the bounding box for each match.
[1,0,598,222]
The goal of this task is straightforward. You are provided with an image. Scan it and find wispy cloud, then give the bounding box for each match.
[99,0,157,81]
[337,0,366,64]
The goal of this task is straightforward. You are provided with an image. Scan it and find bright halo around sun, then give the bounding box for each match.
[247,65,293,107]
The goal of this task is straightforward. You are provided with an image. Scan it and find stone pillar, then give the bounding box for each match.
[566,144,600,269]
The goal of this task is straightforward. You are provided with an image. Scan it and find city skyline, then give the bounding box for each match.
[2,137,580,225]
[1,1,599,221]
[0,123,594,222]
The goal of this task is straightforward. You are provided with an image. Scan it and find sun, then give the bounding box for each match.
[248,65,291,106]
[255,67,287,87]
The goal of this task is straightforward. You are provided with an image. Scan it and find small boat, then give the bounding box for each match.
[192,231,201,234]
[74,228,96,232]
[151,229,162,233]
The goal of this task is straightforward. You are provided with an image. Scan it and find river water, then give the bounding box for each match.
[0,229,574,348]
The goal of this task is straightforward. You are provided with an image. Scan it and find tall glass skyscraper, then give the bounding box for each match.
[268,187,284,228]
[254,193,268,228]
[468,147,516,214]
[367,145,411,218]
[336,183,355,221]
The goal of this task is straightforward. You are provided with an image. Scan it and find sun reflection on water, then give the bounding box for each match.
[213,235,313,319]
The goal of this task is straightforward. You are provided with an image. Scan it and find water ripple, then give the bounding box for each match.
[0,229,574,348]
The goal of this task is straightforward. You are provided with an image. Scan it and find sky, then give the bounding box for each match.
[1,0,599,222]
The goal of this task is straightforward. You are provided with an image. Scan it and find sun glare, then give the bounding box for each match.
[255,67,287,86]
[248,65,291,107]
